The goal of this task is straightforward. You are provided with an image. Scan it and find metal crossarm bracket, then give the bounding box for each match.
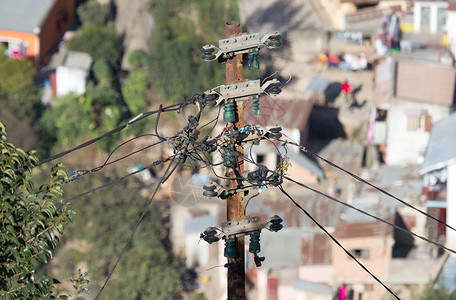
[201,32,281,61]
[219,33,261,53]
[220,80,260,100]
[204,78,281,105]
[221,216,264,237]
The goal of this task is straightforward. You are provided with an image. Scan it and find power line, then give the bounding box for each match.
[65,135,168,182]
[282,139,456,234]
[93,94,209,298]
[65,156,173,202]
[284,175,456,255]
[38,97,198,166]
[278,185,401,300]
[94,154,181,300]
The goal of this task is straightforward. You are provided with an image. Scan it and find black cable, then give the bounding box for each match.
[96,139,166,170]
[284,175,456,255]
[84,134,166,174]
[38,98,196,166]
[95,154,180,300]
[237,151,456,255]
[282,139,456,234]
[278,185,400,300]
[65,156,173,202]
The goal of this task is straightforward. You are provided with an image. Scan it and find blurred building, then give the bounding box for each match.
[0,0,75,65]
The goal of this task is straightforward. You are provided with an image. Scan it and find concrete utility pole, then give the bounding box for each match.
[225,21,246,300]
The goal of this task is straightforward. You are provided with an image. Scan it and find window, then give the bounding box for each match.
[420,6,431,32]
[256,154,264,164]
[438,7,447,32]
[350,248,370,260]
[57,9,68,31]
[407,114,432,132]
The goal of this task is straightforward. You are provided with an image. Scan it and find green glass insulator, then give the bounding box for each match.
[252,95,260,118]
[249,231,261,254]
[203,183,216,191]
[224,236,236,258]
[270,215,283,232]
[268,133,282,140]
[266,35,282,49]
[269,126,282,133]
[248,49,260,70]
[201,47,216,61]
[224,100,236,123]
[267,85,282,95]
[203,190,218,197]
[223,151,235,168]
[203,228,220,244]
[203,93,219,107]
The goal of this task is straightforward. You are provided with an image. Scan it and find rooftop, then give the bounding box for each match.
[244,98,313,132]
[420,112,456,174]
[0,0,55,34]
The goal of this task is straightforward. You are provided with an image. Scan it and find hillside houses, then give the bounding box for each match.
[0,0,75,65]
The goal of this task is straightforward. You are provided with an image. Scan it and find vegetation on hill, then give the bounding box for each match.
[0,49,41,151]
[1,0,239,298]
[0,122,89,299]
[147,0,239,103]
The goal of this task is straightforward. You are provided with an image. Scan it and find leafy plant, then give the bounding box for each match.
[67,25,122,68]
[76,0,111,27]
[147,0,238,103]
[0,122,87,299]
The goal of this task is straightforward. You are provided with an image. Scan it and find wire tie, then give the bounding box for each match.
[127,113,144,126]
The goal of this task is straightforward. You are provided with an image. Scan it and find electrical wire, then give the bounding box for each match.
[235,149,456,255]
[280,138,456,234]
[284,175,456,255]
[278,185,400,300]
[95,154,181,300]
[38,97,198,166]
[81,134,166,174]
[65,156,174,202]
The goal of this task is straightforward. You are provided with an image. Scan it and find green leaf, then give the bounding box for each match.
[10,235,20,245]
[3,168,16,179]
[6,225,15,235]
[56,224,64,235]
[16,147,26,157]
[56,169,67,178]
[38,253,47,263]
[11,247,20,259]
[22,248,31,257]
[1,176,13,186]
[4,212,15,224]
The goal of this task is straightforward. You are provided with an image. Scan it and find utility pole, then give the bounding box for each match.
[199,21,283,300]
[224,21,246,300]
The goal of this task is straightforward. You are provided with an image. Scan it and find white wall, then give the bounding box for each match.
[185,232,210,268]
[447,164,456,250]
[56,66,87,96]
[386,100,450,166]
[447,11,456,57]
[414,1,448,33]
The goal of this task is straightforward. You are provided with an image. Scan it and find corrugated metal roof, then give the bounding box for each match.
[396,62,456,105]
[292,279,333,294]
[306,76,331,94]
[420,112,456,174]
[185,215,216,234]
[62,51,93,71]
[259,229,309,268]
[244,98,313,131]
[0,0,55,33]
